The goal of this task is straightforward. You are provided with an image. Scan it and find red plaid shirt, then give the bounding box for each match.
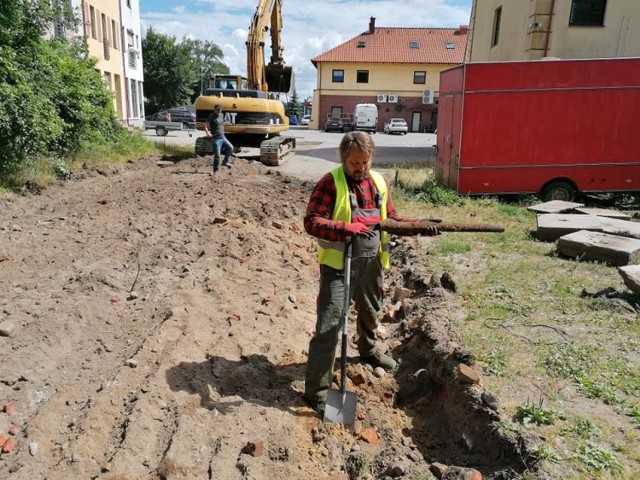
[304,170,413,242]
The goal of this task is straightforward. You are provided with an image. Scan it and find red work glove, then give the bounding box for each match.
[344,222,373,237]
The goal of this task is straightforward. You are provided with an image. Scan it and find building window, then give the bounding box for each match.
[569,0,606,26]
[127,0,131,7]
[445,42,454,49]
[89,6,96,39]
[413,71,426,84]
[111,20,118,49]
[492,6,502,47]
[409,41,419,49]
[357,41,366,48]
[356,70,369,83]
[332,70,344,83]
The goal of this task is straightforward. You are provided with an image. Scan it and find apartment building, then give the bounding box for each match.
[467,0,639,61]
[71,0,145,126]
[310,18,467,133]
[119,0,145,127]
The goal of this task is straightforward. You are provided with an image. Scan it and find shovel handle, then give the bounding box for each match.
[340,242,352,394]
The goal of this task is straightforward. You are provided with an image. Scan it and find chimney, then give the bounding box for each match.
[369,17,376,34]
[455,24,469,35]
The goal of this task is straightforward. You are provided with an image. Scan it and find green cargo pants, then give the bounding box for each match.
[304,255,384,404]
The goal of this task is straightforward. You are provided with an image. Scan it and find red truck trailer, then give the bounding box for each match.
[436,58,640,201]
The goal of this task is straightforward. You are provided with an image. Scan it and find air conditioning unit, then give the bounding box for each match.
[387,94,398,103]
[376,94,387,103]
[422,89,434,104]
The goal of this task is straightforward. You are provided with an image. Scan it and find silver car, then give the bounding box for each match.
[383,118,408,135]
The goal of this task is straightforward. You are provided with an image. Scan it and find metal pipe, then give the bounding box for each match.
[543,0,556,57]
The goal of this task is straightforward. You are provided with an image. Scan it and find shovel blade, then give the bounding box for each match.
[323,389,358,425]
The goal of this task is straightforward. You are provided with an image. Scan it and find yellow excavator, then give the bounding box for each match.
[194,0,295,166]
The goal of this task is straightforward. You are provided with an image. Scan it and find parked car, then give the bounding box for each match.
[383,118,408,135]
[167,107,196,129]
[341,116,354,131]
[324,117,344,132]
[288,115,299,126]
[301,114,311,125]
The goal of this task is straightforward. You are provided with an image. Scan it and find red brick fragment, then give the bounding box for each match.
[2,437,16,453]
[2,403,14,414]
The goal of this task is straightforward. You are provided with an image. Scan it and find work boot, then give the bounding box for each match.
[361,351,397,372]
[303,395,326,417]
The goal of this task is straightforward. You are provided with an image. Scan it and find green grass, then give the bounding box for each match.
[0,131,194,196]
[384,165,640,479]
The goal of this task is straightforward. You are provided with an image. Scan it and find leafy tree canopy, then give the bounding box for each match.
[0,0,123,177]
[142,29,229,112]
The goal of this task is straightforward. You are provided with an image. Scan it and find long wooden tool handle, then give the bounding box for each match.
[379,219,505,234]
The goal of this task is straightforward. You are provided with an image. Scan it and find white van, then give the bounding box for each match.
[353,104,378,133]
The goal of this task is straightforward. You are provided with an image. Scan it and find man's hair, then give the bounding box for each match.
[338,131,375,163]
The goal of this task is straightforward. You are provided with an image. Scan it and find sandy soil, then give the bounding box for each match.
[0,156,534,479]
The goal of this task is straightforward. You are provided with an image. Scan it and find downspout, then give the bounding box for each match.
[80,0,88,58]
[543,0,556,57]
[118,0,131,126]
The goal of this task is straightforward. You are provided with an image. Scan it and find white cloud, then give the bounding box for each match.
[141,0,471,101]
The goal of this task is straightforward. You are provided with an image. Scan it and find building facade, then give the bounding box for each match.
[119,0,145,127]
[310,18,468,133]
[71,0,144,126]
[467,0,640,61]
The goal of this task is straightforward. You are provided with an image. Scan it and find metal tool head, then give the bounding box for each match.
[323,389,358,425]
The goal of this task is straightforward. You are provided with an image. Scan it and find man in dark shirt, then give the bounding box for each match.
[303,131,438,416]
[204,104,234,173]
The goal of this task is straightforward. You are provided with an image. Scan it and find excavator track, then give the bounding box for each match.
[259,136,296,166]
[195,135,296,166]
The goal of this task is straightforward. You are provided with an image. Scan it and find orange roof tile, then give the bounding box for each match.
[312,26,468,66]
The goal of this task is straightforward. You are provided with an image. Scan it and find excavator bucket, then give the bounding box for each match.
[265,65,293,93]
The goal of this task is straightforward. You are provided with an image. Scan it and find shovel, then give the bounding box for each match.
[323,241,358,425]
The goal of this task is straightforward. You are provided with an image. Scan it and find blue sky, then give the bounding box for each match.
[139,0,472,102]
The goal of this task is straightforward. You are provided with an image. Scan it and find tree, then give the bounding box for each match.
[181,38,229,101]
[0,0,122,177]
[285,90,303,119]
[142,28,193,113]
[142,30,229,112]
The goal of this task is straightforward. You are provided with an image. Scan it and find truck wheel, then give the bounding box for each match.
[156,126,168,136]
[541,181,576,202]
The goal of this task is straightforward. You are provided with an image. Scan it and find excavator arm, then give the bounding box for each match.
[246,0,292,93]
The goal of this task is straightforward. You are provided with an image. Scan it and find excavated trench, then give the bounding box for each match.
[375,238,540,479]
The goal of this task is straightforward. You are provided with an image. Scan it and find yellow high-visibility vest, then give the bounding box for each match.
[317,166,390,269]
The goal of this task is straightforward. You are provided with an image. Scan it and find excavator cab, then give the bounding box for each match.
[265,65,293,93]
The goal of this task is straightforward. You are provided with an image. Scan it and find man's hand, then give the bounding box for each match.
[422,225,439,236]
[345,223,373,238]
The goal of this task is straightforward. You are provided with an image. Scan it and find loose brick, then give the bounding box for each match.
[457,363,481,385]
[358,428,379,444]
[244,439,264,457]
[2,436,17,453]
[2,403,14,414]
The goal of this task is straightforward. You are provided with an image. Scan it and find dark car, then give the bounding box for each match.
[324,117,344,132]
[168,107,196,129]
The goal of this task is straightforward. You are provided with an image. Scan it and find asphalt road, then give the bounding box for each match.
[142,126,437,180]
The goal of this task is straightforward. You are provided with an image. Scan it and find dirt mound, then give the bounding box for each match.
[0,157,537,479]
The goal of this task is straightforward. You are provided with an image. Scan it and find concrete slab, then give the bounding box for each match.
[536,214,602,241]
[527,200,585,214]
[574,207,631,219]
[618,265,640,295]
[599,217,640,240]
[557,230,640,266]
